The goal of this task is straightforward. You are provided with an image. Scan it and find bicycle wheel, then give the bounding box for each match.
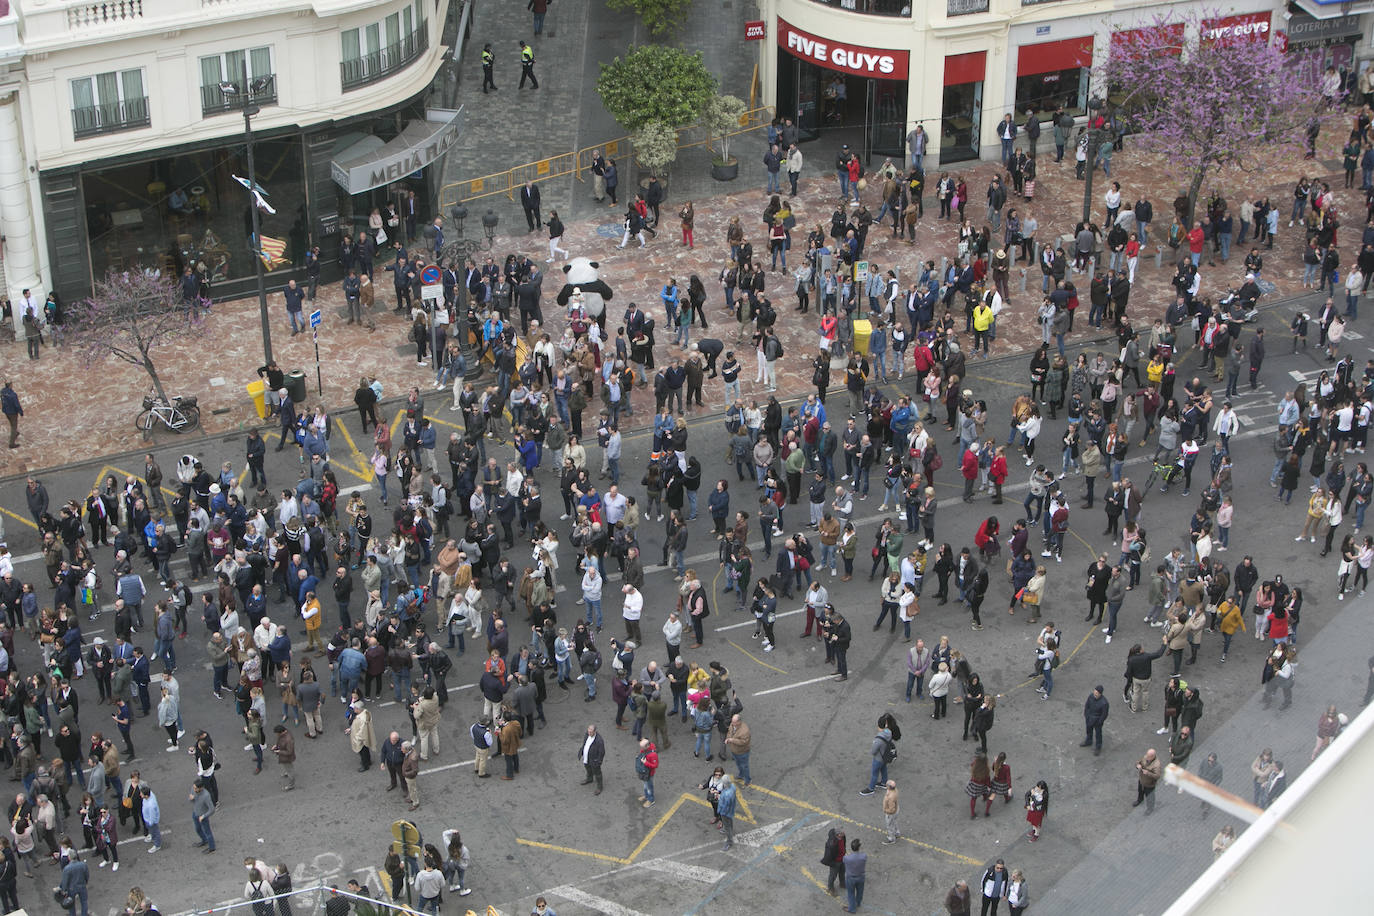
[134,409,152,433]
[175,406,201,433]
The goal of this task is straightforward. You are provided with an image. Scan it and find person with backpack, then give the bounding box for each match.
[858,725,896,796]
[635,737,658,808]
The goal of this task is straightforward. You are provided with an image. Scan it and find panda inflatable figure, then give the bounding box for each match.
[555,257,614,328]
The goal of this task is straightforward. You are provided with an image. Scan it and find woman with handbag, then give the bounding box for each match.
[698,765,726,826]
[94,804,117,871]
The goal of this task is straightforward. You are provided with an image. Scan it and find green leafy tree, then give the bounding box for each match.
[597,46,716,134]
[632,120,679,176]
[605,0,693,38]
[702,93,748,165]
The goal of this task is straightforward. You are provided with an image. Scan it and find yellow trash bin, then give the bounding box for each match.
[852,318,873,357]
[246,380,268,420]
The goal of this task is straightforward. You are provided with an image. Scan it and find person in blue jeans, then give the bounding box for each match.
[842,838,867,913]
[692,701,714,758]
[857,728,893,796]
[1036,640,1056,698]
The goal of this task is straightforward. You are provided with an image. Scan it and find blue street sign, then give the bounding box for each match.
[309,309,322,328]
[421,265,441,285]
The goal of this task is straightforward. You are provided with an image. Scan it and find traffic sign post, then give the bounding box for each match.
[422,283,443,382]
[308,309,323,394]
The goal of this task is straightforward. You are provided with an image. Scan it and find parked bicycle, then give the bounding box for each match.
[135,391,200,438]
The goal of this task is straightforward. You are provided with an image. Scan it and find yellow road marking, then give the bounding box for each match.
[726,638,787,675]
[515,791,694,865]
[681,791,756,825]
[799,866,828,893]
[624,792,689,862]
[0,506,35,531]
[743,785,981,864]
[513,839,628,865]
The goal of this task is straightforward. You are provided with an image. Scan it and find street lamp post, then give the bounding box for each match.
[1081,96,1105,226]
[221,61,275,365]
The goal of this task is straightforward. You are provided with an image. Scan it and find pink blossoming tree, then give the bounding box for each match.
[1098,11,1322,227]
[67,270,203,405]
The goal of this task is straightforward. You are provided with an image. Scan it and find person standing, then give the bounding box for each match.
[980,859,1009,916]
[520,181,542,233]
[499,715,523,780]
[635,737,658,808]
[881,780,900,844]
[841,838,867,914]
[189,778,215,853]
[1080,684,1109,755]
[725,714,751,786]
[578,724,605,794]
[1133,748,1161,813]
[0,382,21,449]
[58,851,88,916]
[1023,780,1048,841]
[270,724,295,791]
[401,741,421,810]
[716,773,738,851]
[946,880,972,916]
[829,608,852,681]
[470,716,494,778]
[140,786,162,852]
[529,0,548,34]
[481,43,496,93]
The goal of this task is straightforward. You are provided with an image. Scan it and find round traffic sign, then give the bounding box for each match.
[421,265,441,285]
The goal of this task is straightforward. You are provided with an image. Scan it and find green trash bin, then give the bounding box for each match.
[285,370,308,404]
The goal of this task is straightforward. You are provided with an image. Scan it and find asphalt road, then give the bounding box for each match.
[0,289,1367,916]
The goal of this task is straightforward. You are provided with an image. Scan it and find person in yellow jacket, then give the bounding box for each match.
[972,296,995,356]
[1299,488,1328,542]
[1217,597,1246,662]
[302,591,325,653]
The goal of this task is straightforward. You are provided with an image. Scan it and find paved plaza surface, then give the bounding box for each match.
[0,3,1371,914]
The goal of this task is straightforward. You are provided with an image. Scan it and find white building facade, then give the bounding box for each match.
[760,0,1370,165]
[0,0,458,313]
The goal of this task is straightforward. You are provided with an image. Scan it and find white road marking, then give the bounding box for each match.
[549,886,652,916]
[736,818,795,846]
[377,682,475,708]
[751,675,838,697]
[713,607,803,632]
[636,859,728,884]
[419,758,476,776]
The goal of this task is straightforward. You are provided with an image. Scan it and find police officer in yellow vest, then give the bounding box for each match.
[481,43,496,93]
[519,40,538,90]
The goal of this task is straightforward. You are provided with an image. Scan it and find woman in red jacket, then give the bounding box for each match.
[989,447,1009,504]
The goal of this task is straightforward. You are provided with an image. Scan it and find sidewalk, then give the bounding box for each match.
[0,22,1355,479]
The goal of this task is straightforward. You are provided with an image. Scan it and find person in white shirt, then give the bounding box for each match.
[602,487,628,526]
[1212,403,1241,450]
[621,584,644,645]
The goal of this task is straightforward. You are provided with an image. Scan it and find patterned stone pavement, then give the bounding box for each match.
[0,114,1357,478]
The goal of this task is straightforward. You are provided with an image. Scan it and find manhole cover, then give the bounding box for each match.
[1257,279,1277,295]
[595,222,624,239]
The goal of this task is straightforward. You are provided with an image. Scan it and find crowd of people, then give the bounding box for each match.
[5,94,1374,916]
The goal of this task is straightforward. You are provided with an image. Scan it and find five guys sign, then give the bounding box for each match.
[777,17,910,80]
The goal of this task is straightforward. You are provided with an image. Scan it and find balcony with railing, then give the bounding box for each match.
[200,77,277,116]
[802,0,911,18]
[340,24,429,92]
[71,96,150,139]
